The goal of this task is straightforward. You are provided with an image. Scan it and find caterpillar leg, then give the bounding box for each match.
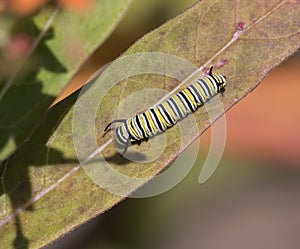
[133,136,149,146]
[121,136,149,156]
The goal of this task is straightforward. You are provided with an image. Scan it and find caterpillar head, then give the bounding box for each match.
[217,75,226,94]
[104,119,130,155]
[208,66,227,94]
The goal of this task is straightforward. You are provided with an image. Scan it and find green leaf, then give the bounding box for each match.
[0,0,131,161]
[0,0,299,248]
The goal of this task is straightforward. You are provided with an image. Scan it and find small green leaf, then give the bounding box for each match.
[0,0,299,248]
[0,0,131,161]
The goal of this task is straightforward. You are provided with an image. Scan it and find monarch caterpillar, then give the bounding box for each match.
[104,67,227,154]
